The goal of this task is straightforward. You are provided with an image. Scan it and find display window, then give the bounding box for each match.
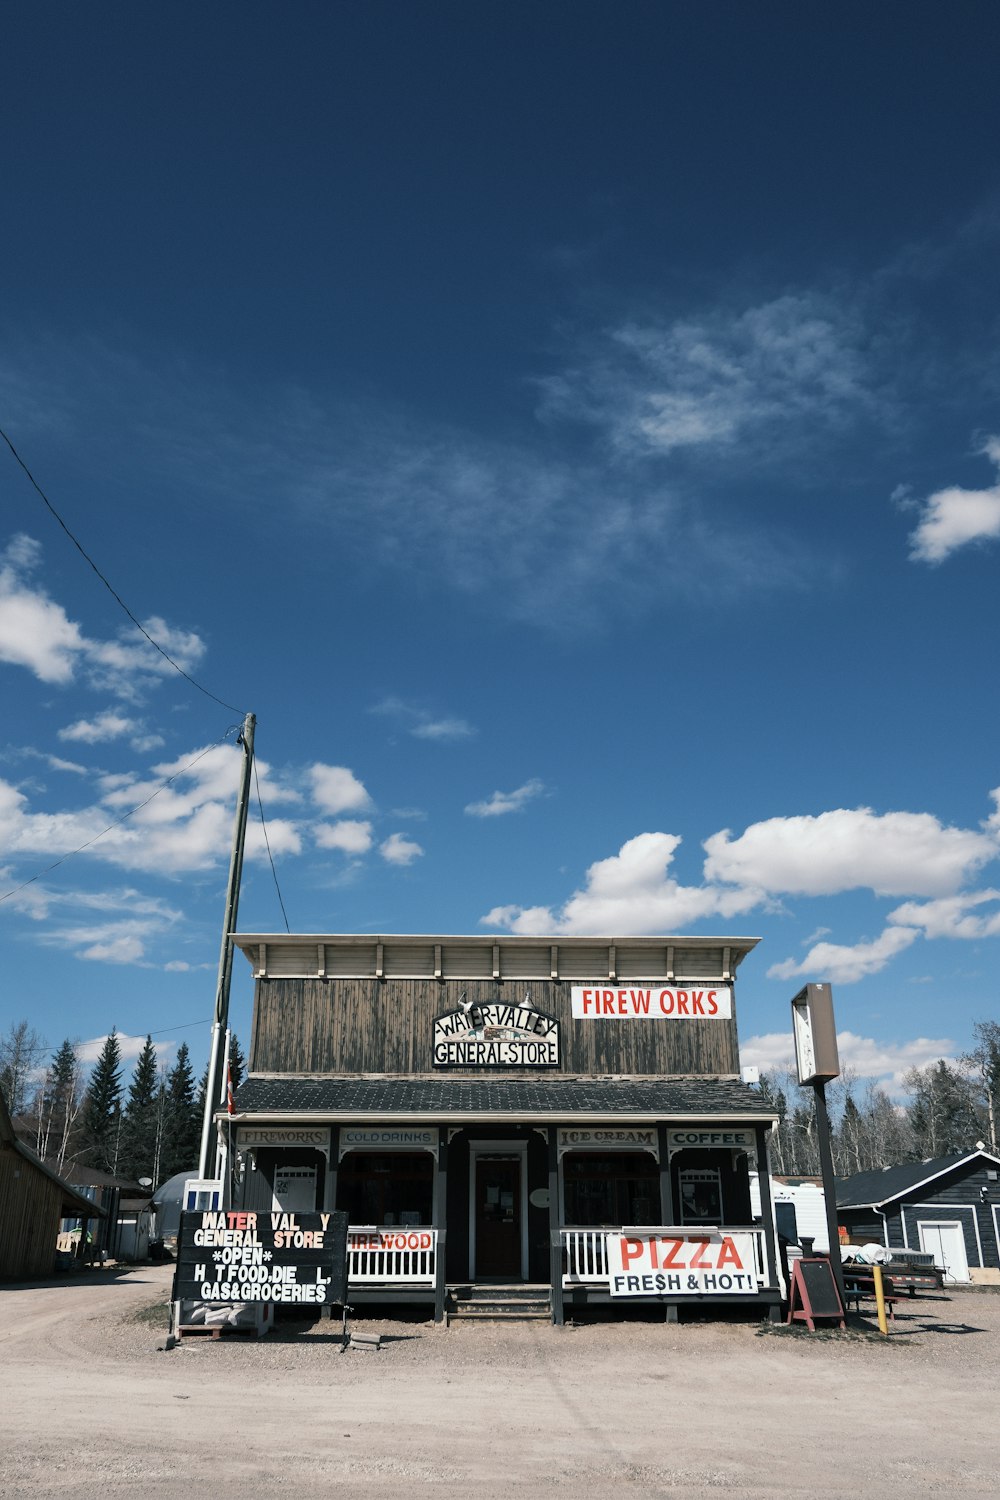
[562,1151,660,1227]
[336,1151,434,1225]
[678,1167,722,1225]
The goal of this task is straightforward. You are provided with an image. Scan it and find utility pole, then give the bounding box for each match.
[197,711,255,1179]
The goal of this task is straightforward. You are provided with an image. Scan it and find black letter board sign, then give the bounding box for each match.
[177,1210,348,1306]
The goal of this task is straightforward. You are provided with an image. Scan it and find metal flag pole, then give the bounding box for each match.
[197,711,255,1179]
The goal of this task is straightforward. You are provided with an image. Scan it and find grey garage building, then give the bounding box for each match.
[836,1147,1000,1285]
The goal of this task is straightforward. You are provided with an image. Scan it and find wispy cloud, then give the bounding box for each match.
[465,778,545,818]
[536,293,870,458]
[371,696,476,742]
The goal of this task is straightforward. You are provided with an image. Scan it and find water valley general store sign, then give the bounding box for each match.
[433,1000,559,1067]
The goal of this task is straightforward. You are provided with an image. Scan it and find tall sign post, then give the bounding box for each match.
[790,982,846,1310]
[198,711,256,1180]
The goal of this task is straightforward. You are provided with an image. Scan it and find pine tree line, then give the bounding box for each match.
[760,1019,1000,1176]
[1,1020,245,1187]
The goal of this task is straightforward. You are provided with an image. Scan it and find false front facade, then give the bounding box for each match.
[225,933,782,1322]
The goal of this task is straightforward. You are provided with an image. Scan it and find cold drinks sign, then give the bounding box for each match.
[607,1231,758,1297]
[571,986,733,1019]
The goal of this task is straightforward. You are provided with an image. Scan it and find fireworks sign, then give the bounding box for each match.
[176,1210,349,1306]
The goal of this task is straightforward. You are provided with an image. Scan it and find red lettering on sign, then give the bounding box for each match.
[718,1237,745,1270]
[631,989,651,1013]
[658,990,674,1014]
[619,1237,645,1270]
[691,991,705,1016]
[661,1238,684,1269]
[688,1237,712,1269]
[706,990,718,1015]
[676,991,690,1016]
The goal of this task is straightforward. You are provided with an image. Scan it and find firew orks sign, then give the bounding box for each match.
[177,1210,349,1306]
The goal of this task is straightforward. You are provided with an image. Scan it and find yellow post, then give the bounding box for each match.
[872,1264,889,1336]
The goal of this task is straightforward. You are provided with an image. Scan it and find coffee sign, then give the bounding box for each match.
[433,1001,559,1068]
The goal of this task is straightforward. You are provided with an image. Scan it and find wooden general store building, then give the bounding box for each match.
[225,933,782,1322]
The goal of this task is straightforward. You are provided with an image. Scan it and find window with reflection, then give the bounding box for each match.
[562,1152,660,1226]
[336,1151,434,1225]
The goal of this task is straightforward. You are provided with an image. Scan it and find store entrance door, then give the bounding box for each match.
[474,1155,522,1280]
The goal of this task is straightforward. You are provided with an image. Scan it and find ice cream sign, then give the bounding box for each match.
[607,1230,758,1297]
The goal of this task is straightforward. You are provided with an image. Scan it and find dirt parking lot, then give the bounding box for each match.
[1,1264,997,1499]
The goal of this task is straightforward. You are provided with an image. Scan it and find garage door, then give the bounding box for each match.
[918,1220,971,1283]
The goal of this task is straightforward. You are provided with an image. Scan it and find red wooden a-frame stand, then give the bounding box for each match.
[787,1257,846,1331]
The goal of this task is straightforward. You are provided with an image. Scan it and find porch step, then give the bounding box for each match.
[446,1283,552,1323]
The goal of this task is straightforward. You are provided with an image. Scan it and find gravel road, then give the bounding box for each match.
[1,1265,997,1499]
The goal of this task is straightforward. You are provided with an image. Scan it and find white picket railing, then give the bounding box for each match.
[347,1226,437,1284]
[560,1227,769,1287]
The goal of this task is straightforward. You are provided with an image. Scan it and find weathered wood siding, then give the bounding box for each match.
[250,977,742,1077]
[0,1145,62,1279]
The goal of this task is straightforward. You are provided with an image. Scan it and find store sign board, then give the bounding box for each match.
[607,1231,758,1298]
[433,1002,559,1068]
[236,1126,331,1151]
[176,1209,348,1306]
[558,1128,657,1152]
[340,1128,438,1158]
[667,1129,755,1150]
[571,986,733,1019]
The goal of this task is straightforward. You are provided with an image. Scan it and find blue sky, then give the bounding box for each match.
[3,3,1000,1095]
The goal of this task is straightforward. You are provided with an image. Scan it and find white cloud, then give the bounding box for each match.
[59,711,136,744]
[704,806,995,898]
[78,934,147,964]
[45,754,88,775]
[908,437,1000,563]
[308,763,371,816]
[0,534,207,696]
[315,819,374,855]
[380,832,423,866]
[481,831,760,935]
[0,535,85,682]
[740,1029,957,1093]
[465,779,545,818]
[766,925,918,984]
[76,1031,172,1065]
[888,890,1000,940]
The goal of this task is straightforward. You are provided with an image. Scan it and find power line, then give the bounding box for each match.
[0,728,240,905]
[253,757,291,933]
[1,423,247,717]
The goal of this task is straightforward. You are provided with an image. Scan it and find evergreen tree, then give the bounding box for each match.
[41,1038,85,1169]
[81,1030,123,1174]
[119,1036,159,1183]
[230,1032,246,1093]
[161,1041,200,1179]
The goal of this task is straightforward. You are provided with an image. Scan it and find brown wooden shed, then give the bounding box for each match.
[0,1089,105,1279]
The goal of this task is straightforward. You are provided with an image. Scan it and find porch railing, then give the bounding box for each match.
[561,1226,769,1287]
[347,1226,437,1284]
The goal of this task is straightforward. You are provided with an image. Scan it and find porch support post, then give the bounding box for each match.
[434,1126,449,1324]
[657,1122,672,1222]
[548,1127,564,1326]
[322,1126,340,1321]
[754,1123,781,1313]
